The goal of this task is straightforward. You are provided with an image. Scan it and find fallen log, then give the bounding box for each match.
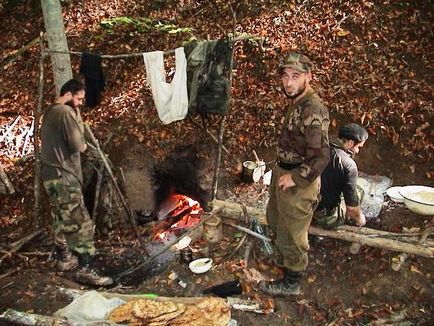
[212,199,434,258]
[0,308,93,326]
[309,226,434,258]
[212,199,267,225]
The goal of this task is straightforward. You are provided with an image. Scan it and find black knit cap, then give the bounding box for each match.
[338,123,369,143]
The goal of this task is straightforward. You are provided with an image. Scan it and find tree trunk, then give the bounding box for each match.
[41,0,72,95]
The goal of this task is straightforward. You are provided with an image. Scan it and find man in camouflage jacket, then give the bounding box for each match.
[260,53,330,296]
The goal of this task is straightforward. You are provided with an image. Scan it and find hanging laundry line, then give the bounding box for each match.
[43,34,256,58]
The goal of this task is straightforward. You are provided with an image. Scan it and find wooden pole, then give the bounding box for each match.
[309,226,434,258]
[84,124,149,256]
[34,37,46,228]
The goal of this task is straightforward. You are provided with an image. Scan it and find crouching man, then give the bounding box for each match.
[314,123,368,228]
[41,79,113,286]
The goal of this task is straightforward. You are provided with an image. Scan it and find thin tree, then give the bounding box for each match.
[41,0,72,95]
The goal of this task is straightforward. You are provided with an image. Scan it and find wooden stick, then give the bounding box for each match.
[0,268,20,281]
[34,37,46,228]
[187,115,230,155]
[309,226,434,258]
[0,309,75,326]
[223,221,271,242]
[0,230,43,265]
[0,164,15,194]
[84,125,148,256]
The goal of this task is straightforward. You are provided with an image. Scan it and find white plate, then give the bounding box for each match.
[189,258,213,274]
[386,186,404,203]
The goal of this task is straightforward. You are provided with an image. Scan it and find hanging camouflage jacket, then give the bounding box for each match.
[277,89,330,187]
[186,39,232,115]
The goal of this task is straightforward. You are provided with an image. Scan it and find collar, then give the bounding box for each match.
[331,138,354,157]
[292,88,315,107]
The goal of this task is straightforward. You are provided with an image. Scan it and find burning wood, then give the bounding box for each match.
[154,194,204,240]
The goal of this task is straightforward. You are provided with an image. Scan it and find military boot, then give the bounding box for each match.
[76,253,113,286]
[259,269,301,296]
[55,238,78,271]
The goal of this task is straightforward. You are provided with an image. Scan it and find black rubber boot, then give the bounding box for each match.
[76,253,113,286]
[259,269,301,296]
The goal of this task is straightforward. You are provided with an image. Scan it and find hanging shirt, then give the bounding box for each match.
[79,52,105,108]
[143,47,188,124]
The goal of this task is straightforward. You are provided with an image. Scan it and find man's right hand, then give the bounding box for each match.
[346,206,366,227]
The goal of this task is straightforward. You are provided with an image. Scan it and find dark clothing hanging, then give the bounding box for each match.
[79,52,105,108]
[186,40,232,116]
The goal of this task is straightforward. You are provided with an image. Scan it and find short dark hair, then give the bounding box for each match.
[339,123,369,144]
[59,79,85,96]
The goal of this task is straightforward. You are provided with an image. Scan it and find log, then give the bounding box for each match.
[309,226,434,258]
[213,199,434,258]
[0,308,92,326]
[0,164,15,195]
[212,199,267,225]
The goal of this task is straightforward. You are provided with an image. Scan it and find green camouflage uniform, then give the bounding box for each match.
[267,89,330,272]
[41,104,95,255]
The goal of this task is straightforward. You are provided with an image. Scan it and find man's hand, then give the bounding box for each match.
[278,173,296,191]
[80,142,87,153]
[346,206,366,227]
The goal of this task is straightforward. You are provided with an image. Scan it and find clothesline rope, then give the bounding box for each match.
[43,34,256,59]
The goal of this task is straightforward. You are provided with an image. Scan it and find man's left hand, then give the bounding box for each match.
[278,173,296,191]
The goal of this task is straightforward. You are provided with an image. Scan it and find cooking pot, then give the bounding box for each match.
[241,161,263,183]
[399,185,434,215]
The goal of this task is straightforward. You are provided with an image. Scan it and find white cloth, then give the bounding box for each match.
[143,47,188,124]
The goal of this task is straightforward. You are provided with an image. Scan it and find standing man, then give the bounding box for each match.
[260,53,330,296]
[41,79,112,286]
[314,123,368,228]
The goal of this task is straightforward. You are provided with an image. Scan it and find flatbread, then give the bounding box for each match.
[196,298,231,326]
[107,301,136,323]
[148,303,186,323]
[171,298,231,326]
[169,305,202,325]
[132,299,179,320]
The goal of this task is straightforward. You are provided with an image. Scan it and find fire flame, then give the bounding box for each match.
[155,194,203,240]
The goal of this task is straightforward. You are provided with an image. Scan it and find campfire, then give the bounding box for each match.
[154,193,204,240]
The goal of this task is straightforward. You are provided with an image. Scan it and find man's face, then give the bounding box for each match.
[65,90,85,108]
[281,67,311,99]
[350,140,365,154]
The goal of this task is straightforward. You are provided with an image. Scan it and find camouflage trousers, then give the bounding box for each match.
[313,186,365,229]
[266,165,320,272]
[43,178,95,255]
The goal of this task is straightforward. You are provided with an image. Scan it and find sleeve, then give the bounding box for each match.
[342,161,360,207]
[291,102,330,188]
[62,110,85,153]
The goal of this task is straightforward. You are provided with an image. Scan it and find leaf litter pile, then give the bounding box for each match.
[0,0,433,324]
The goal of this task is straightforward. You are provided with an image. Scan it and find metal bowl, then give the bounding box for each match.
[399,186,434,215]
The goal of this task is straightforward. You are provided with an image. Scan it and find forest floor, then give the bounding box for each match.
[0,0,433,325]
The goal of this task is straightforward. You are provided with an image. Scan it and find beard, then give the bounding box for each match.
[65,100,76,108]
[283,79,307,99]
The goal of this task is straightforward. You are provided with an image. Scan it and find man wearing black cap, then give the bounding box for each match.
[314,123,369,228]
[260,53,330,296]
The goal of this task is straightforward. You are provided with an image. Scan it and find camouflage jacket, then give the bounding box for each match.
[277,89,330,187]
